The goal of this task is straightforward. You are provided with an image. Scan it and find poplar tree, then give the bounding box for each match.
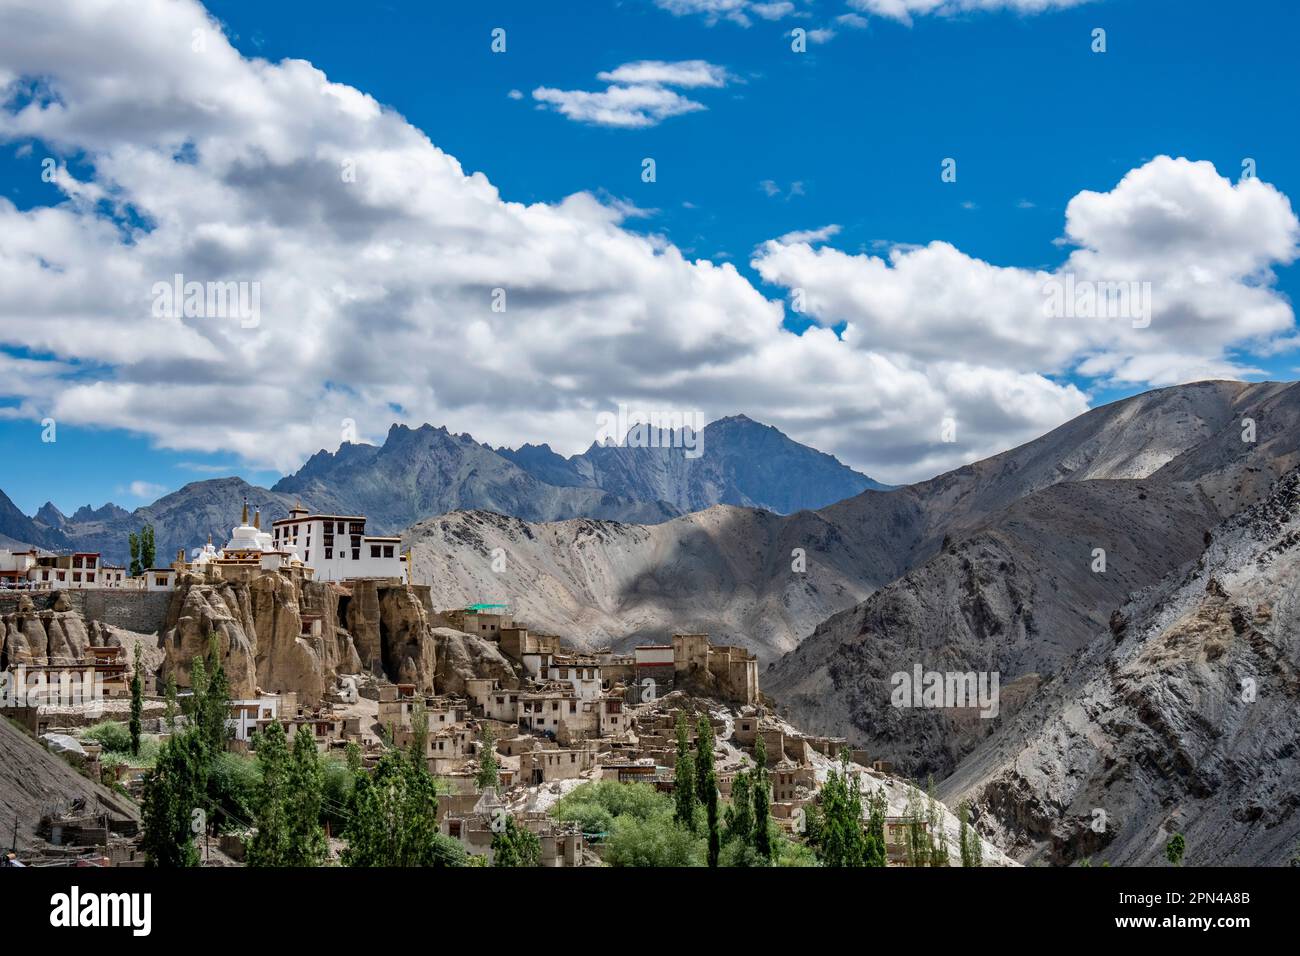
[141,524,156,571]
[812,752,867,867]
[200,636,231,755]
[344,751,459,867]
[128,525,156,577]
[864,789,888,867]
[286,725,328,866]
[129,642,144,757]
[752,733,771,862]
[695,716,719,867]
[673,710,697,829]
[248,721,291,867]
[475,723,500,791]
[183,636,230,757]
[141,728,208,867]
[926,779,947,867]
[128,531,142,578]
[725,770,754,845]
[163,674,178,733]
[408,697,429,769]
[904,785,927,868]
[959,799,981,867]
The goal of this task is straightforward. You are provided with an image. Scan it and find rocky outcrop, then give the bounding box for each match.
[343,580,384,673]
[157,573,439,705]
[377,585,437,695]
[160,578,259,700]
[432,627,522,697]
[246,574,365,707]
[0,591,91,667]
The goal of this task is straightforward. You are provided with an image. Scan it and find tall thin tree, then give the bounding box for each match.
[129,642,144,757]
[673,710,697,830]
[286,726,328,866]
[695,716,719,867]
[248,721,291,867]
[752,732,771,862]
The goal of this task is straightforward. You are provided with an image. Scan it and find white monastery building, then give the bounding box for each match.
[270,504,403,582]
[1,501,404,591]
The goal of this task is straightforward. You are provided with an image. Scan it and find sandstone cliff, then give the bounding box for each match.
[159,575,441,704]
[0,591,91,667]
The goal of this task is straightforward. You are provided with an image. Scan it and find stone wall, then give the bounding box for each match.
[0,590,172,635]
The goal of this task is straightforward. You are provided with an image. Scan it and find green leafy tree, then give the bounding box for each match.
[343,750,463,867]
[492,816,542,867]
[1166,833,1185,867]
[752,733,772,863]
[475,723,500,791]
[179,636,230,756]
[128,531,142,578]
[903,786,928,867]
[408,697,429,769]
[207,752,260,830]
[248,721,291,867]
[551,781,706,867]
[199,636,231,755]
[322,749,361,831]
[958,800,975,867]
[141,524,156,571]
[163,674,178,733]
[129,524,157,577]
[725,770,754,846]
[673,710,697,830]
[181,655,206,748]
[864,789,888,867]
[695,716,720,867]
[140,729,208,867]
[129,643,144,757]
[812,752,867,867]
[286,725,328,866]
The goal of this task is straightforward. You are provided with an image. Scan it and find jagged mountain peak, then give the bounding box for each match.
[33,501,67,528]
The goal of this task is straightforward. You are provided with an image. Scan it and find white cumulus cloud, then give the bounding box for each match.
[533,59,733,128]
[0,0,1293,490]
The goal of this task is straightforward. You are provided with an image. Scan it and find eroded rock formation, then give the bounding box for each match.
[158,573,441,704]
[0,592,91,667]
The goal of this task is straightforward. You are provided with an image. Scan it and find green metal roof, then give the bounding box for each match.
[464,603,508,611]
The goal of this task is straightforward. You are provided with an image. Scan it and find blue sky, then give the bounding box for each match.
[1,0,1298,515]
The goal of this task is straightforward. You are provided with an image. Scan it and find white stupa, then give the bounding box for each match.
[189,499,310,577]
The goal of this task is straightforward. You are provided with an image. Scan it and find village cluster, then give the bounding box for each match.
[2,503,925,868]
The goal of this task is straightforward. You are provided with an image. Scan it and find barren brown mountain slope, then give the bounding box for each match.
[0,716,139,852]
[939,467,1300,866]
[765,380,1300,778]
[765,478,1225,778]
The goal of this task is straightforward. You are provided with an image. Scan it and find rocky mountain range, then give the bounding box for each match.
[497,414,889,513]
[764,378,1300,772]
[402,381,1297,662]
[0,415,879,566]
